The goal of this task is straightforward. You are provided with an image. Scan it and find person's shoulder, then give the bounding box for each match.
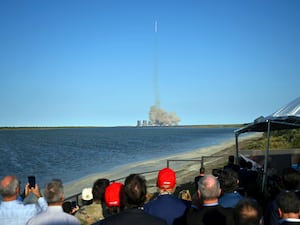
[78,203,102,213]
[65,212,81,224]
[145,194,189,207]
[279,220,300,225]
[217,205,235,215]
[142,212,167,225]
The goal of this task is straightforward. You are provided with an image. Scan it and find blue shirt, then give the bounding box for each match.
[218,191,244,208]
[0,197,47,225]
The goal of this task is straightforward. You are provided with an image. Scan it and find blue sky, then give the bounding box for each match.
[0,0,299,127]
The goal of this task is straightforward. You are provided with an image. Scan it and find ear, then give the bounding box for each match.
[61,193,65,201]
[197,189,201,198]
[16,186,20,194]
[278,208,283,218]
[218,188,222,197]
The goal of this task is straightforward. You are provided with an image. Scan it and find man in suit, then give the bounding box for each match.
[276,191,300,225]
[144,167,191,225]
[186,175,235,225]
[264,168,300,225]
[93,174,166,225]
[234,198,262,225]
[218,168,245,208]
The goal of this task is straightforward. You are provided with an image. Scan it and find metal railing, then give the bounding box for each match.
[64,169,161,203]
[65,154,227,203]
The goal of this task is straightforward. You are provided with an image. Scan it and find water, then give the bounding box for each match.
[0,127,236,190]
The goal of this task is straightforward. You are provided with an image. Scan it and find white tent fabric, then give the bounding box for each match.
[234,96,300,192]
[272,97,300,117]
[235,97,300,135]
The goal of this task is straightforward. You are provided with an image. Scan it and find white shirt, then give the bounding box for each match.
[26,205,80,225]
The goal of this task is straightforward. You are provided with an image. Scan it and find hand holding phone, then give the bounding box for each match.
[71,201,77,208]
[28,176,36,189]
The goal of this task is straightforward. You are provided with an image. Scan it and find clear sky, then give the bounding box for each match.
[0,0,299,127]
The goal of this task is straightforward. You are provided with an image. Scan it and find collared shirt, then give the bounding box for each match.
[26,205,80,225]
[279,218,300,224]
[0,197,47,225]
[202,202,219,207]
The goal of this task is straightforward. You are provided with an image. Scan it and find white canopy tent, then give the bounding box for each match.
[234,96,300,192]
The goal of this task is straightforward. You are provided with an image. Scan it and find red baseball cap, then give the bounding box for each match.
[104,182,123,207]
[157,167,176,189]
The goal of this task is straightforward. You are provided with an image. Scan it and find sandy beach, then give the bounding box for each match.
[63,133,262,199]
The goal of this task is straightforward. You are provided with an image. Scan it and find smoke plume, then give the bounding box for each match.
[149,105,180,126]
[148,21,180,126]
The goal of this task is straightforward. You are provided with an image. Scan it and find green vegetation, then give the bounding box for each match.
[247,129,300,150]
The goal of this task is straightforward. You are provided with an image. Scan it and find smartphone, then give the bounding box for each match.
[28,176,36,188]
[71,201,77,208]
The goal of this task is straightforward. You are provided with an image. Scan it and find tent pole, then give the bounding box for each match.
[235,133,239,165]
[262,120,271,193]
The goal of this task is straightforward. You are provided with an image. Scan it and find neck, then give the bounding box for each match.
[203,199,218,205]
[3,195,18,202]
[282,213,300,219]
[48,202,62,206]
[158,188,174,195]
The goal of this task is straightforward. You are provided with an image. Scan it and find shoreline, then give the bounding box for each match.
[63,133,261,198]
[0,124,244,130]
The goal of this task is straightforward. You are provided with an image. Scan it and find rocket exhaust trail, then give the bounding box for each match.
[149,20,181,126]
[153,20,160,109]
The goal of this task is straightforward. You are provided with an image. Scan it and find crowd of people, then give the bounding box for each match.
[1,155,300,225]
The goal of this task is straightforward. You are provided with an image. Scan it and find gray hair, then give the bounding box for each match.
[198,175,220,200]
[44,179,64,203]
[0,176,20,197]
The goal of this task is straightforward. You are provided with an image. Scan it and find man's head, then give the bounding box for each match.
[81,187,93,205]
[105,182,124,207]
[198,175,221,201]
[0,175,20,200]
[92,178,110,202]
[276,191,300,219]
[122,174,147,208]
[157,167,176,191]
[228,155,235,163]
[219,168,239,193]
[235,198,262,225]
[199,167,205,175]
[44,179,64,205]
[281,167,300,191]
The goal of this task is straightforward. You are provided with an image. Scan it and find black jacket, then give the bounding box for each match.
[186,204,235,225]
[93,208,167,225]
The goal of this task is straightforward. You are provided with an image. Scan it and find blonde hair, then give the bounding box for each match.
[178,189,192,201]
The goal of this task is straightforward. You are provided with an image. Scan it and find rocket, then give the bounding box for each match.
[155,20,158,33]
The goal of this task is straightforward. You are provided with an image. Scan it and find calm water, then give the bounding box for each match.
[0,127,236,188]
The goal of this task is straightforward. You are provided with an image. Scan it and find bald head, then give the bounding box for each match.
[0,175,20,200]
[198,175,221,200]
